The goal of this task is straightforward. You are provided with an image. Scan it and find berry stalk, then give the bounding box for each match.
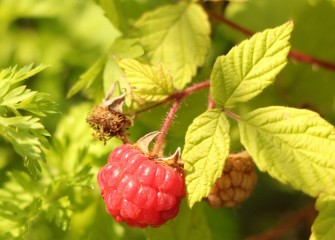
[135,80,210,114]
[153,99,182,154]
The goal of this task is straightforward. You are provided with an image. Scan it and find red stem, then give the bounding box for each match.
[208,94,215,109]
[151,80,211,154]
[207,11,335,72]
[207,11,253,36]
[247,203,316,240]
[153,99,182,154]
[135,80,210,114]
[289,50,335,71]
[178,80,211,98]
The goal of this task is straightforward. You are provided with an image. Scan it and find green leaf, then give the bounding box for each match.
[1,87,56,117]
[0,116,49,177]
[210,21,293,108]
[119,59,175,102]
[0,64,48,84]
[135,2,210,90]
[103,38,144,95]
[0,64,48,99]
[183,109,230,208]
[97,0,125,31]
[238,106,335,197]
[109,38,144,60]
[0,171,43,238]
[45,195,73,231]
[11,92,57,117]
[311,194,335,240]
[0,65,56,177]
[145,201,211,240]
[67,55,107,98]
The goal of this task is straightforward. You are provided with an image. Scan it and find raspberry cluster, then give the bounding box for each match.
[97,145,185,228]
[207,151,257,208]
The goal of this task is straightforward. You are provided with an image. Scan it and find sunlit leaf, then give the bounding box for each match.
[67,55,107,98]
[103,38,144,95]
[210,21,292,108]
[239,106,335,197]
[311,194,335,240]
[183,109,230,207]
[97,0,125,31]
[0,65,56,177]
[119,59,175,103]
[135,2,210,89]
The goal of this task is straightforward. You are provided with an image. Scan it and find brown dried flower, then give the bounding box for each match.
[87,104,131,143]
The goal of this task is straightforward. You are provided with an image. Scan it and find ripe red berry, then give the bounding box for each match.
[97,144,185,228]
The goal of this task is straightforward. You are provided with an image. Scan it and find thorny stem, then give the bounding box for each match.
[153,99,182,155]
[247,202,317,240]
[143,79,242,154]
[135,80,210,114]
[207,11,335,72]
[180,80,211,98]
[150,80,211,154]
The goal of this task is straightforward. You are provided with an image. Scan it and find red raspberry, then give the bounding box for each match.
[97,144,185,228]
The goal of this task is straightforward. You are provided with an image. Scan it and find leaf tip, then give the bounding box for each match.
[187,196,196,209]
[284,20,294,33]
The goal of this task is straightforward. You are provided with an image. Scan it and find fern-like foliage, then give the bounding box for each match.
[0,104,103,238]
[0,64,57,177]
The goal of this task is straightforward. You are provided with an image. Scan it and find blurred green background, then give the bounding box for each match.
[0,0,334,239]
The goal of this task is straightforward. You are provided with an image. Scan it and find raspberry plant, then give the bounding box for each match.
[1,0,335,239]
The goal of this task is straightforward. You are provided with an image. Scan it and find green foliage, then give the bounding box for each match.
[210,21,292,108]
[0,104,120,239]
[1,0,335,239]
[239,106,335,197]
[67,56,107,100]
[103,38,144,96]
[134,2,211,89]
[119,59,175,106]
[222,0,335,120]
[0,65,56,177]
[146,201,211,240]
[0,170,44,239]
[311,194,335,240]
[183,109,230,207]
[68,38,145,102]
[96,0,127,32]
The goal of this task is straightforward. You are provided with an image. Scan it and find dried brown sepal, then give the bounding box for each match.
[135,131,161,155]
[87,104,131,143]
[207,151,257,208]
[155,147,184,176]
[134,132,184,175]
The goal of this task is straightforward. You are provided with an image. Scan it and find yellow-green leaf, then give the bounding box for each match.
[211,21,293,108]
[183,109,230,208]
[311,194,335,240]
[67,55,106,98]
[119,59,175,103]
[239,106,335,197]
[135,2,210,90]
[103,38,144,96]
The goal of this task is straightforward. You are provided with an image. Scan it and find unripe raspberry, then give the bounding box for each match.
[97,144,185,228]
[207,151,257,208]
